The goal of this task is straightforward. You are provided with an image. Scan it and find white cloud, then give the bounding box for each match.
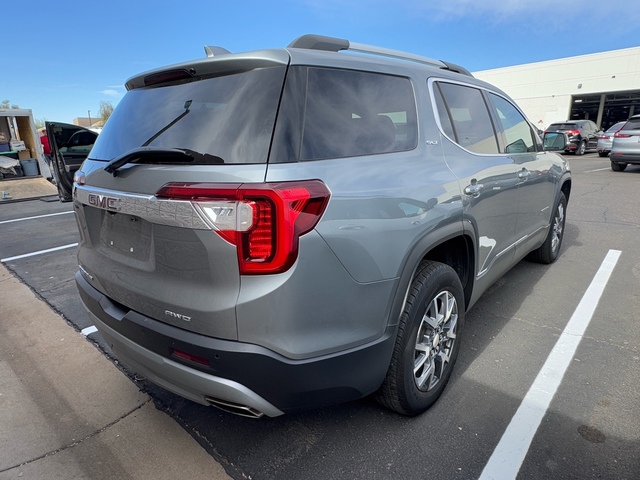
[100,89,121,97]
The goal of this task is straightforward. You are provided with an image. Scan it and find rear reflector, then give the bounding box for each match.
[156,181,331,274]
[172,348,209,366]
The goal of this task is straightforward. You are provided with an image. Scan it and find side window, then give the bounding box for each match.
[488,93,536,154]
[436,82,499,154]
[299,68,418,161]
[433,85,455,140]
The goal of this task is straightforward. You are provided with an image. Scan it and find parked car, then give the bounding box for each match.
[62,34,571,418]
[610,114,640,171]
[545,120,602,155]
[596,121,626,157]
[45,122,99,202]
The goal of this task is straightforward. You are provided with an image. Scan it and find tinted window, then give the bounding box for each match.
[622,118,640,130]
[89,66,287,164]
[433,86,455,140]
[547,123,578,131]
[295,68,417,161]
[436,82,499,154]
[489,94,536,153]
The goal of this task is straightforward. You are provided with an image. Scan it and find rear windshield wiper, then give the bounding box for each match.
[104,147,224,176]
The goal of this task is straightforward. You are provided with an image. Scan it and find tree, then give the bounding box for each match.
[1,99,20,109]
[99,101,114,124]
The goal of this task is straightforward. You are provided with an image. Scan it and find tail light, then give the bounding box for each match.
[565,129,580,136]
[614,132,631,138]
[156,181,331,274]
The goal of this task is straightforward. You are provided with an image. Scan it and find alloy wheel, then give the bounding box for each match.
[413,291,458,392]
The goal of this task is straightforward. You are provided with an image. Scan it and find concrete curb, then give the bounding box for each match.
[0,264,231,479]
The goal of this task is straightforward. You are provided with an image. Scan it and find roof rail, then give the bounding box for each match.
[288,34,473,77]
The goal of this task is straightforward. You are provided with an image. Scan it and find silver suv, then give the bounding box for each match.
[69,35,571,418]
[610,114,640,171]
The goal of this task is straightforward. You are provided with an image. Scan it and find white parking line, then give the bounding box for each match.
[479,249,621,480]
[585,167,610,173]
[0,211,74,225]
[81,326,98,336]
[0,243,79,263]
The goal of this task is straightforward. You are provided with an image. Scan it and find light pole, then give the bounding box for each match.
[88,110,91,127]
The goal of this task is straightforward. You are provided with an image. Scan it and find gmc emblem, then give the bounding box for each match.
[88,193,119,211]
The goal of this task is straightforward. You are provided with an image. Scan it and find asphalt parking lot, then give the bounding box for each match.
[1,153,639,479]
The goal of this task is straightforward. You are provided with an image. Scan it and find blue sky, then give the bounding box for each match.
[4,0,640,125]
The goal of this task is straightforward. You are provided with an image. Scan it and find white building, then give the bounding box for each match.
[474,46,640,131]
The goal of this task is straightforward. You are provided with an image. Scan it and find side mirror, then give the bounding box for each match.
[542,132,568,151]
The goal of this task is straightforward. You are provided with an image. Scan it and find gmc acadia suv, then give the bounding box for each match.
[62,34,571,418]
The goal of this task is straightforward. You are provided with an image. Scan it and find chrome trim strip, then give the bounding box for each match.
[476,224,550,279]
[75,185,210,230]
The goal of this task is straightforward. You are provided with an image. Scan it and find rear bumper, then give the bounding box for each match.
[610,152,640,164]
[77,271,395,416]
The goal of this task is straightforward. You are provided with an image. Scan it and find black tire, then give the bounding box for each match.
[376,261,464,416]
[527,192,567,264]
[575,141,586,156]
[598,151,608,158]
[611,161,627,172]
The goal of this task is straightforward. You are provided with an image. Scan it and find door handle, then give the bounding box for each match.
[464,181,484,196]
[518,169,530,179]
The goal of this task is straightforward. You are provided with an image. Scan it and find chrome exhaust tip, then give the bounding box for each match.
[204,396,264,419]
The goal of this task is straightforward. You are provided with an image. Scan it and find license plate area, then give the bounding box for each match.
[99,211,152,262]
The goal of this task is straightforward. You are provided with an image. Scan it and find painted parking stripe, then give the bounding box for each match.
[81,326,98,336]
[585,167,611,173]
[0,243,79,263]
[479,249,621,480]
[0,211,74,225]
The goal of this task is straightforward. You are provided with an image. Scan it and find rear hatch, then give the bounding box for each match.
[75,52,290,340]
[612,117,640,155]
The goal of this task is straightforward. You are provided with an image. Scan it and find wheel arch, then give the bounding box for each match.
[560,176,571,204]
[387,223,476,329]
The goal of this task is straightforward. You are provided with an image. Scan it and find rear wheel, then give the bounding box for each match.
[527,192,566,264]
[611,161,627,172]
[376,261,464,416]
[575,141,586,155]
[598,151,609,157]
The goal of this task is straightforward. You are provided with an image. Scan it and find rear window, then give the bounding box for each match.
[88,66,287,164]
[622,118,640,130]
[547,123,578,130]
[271,67,417,162]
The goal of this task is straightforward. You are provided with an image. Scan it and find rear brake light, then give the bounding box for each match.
[566,130,580,136]
[614,132,631,138]
[144,69,194,86]
[156,181,331,274]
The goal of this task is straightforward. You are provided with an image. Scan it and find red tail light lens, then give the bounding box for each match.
[156,181,331,274]
[614,132,631,138]
[565,130,580,136]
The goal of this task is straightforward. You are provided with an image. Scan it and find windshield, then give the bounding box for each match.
[89,66,287,164]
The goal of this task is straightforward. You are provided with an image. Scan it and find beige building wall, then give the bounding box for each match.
[473,46,640,130]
